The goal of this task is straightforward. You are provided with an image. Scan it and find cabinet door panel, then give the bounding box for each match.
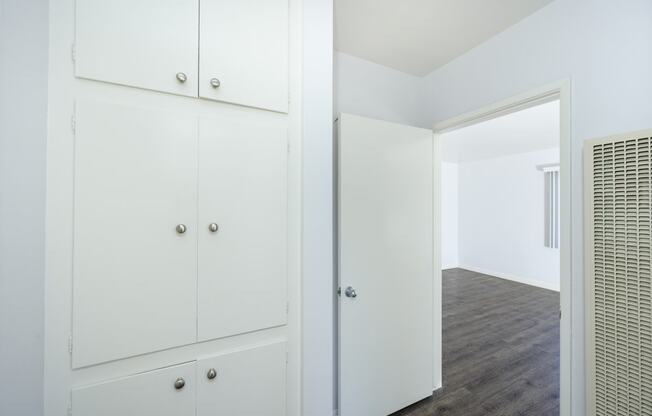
[76,0,198,97]
[198,109,287,342]
[73,362,195,416]
[199,0,288,112]
[73,100,198,367]
[197,342,286,416]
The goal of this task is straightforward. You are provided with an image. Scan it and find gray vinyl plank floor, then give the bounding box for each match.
[394,268,560,416]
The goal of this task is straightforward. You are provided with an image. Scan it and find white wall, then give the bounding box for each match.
[441,162,459,269]
[422,0,652,413]
[456,148,560,291]
[0,0,48,415]
[334,51,427,127]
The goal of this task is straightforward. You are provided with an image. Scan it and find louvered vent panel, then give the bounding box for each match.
[588,134,652,416]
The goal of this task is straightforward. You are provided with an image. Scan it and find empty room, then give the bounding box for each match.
[436,100,562,414]
[2,1,652,416]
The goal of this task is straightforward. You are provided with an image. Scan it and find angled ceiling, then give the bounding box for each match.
[441,100,560,163]
[335,0,554,76]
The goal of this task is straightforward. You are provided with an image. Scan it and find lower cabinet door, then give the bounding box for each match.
[197,341,287,416]
[72,362,196,416]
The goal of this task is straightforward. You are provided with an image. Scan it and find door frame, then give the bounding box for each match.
[432,79,572,416]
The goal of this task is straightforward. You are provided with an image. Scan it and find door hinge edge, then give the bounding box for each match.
[71,43,76,62]
[68,334,73,354]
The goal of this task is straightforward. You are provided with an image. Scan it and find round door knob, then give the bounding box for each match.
[174,377,185,390]
[210,78,221,88]
[345,286,357,298]
[206,368,217,380]
[176,72,187,83]
[208,223,219,233]
[176,224,187,234]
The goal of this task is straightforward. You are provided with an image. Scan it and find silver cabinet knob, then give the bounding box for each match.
[345,286,357,298]
[176,72,187,83]
[206,368,217,380]
[210,78,221,88]
[174,377,185,390]
[176,224,187,234]
[208,223,219,233]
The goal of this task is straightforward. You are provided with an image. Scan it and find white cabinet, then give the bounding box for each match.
[72,101,288,366]
[199,0,289,112]
[72,362,196,416]
[75,0,199,97]
[74,0,288,112]
[48,2,298,415]
[198,108,288,341]
[72,343,286,416]
[197,342,287,416]
[73,100,198,368]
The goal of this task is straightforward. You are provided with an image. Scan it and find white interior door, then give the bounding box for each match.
[338,114,434,416]
[73,100,198,368]
[75,0,199,97]
[197,107,287,342]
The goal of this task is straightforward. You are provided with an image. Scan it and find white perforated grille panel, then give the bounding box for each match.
[588,135,652,416]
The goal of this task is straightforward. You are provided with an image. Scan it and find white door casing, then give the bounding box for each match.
[338,113,434,416]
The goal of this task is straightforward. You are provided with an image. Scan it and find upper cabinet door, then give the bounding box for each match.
[197,107,288,342]
[75,0,199,97]
[73,100,198,368]
[199,0,289,112]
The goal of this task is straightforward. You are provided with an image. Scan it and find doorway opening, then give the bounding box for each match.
[429,99,561,415]
[429,83,570,416]
[336,82,571,416]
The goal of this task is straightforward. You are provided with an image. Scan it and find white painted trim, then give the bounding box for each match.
[301,1,334,416]
[432,131,442,391]
[433,79,572,416]
[441,264,459,271]
[433,81,563,133]
[457,265,560,292]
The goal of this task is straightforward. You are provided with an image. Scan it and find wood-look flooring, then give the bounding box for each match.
[395,268,560,416]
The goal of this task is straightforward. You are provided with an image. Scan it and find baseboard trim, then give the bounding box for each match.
[457,264,560,292]
[442,264,459,270]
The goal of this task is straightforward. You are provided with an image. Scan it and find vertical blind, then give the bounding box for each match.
[544,168,560,249]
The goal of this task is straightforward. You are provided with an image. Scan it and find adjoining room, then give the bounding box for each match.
[432,100,562,415]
